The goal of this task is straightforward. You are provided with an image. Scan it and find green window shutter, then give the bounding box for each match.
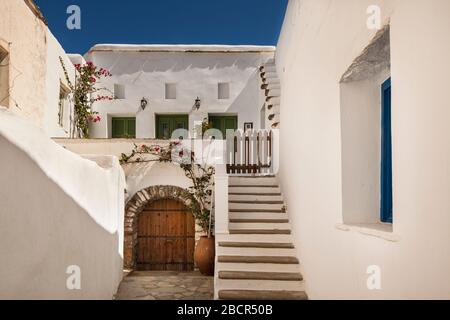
[112,117,136,138]
[209,116,238,137]
[156,115,189,139]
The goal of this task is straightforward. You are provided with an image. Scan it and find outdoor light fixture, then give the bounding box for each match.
[193,97,201,111]
[140,97,148,111]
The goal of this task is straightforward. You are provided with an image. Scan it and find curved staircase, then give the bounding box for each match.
[215,176,307,300]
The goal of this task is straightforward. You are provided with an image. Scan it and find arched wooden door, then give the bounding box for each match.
[137,199,195,271]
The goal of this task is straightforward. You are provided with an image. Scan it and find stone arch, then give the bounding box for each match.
[124,185,197,269]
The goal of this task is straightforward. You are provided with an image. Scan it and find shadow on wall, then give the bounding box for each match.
[123,161,192,202]
[223,70,260,119]
[89,52,264,75]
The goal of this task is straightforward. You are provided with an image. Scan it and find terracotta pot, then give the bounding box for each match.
[194,236,216,276]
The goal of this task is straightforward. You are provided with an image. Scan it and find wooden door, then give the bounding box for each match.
[137,199,195,271]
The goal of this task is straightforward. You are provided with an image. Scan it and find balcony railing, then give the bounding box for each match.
[226,130,273,175]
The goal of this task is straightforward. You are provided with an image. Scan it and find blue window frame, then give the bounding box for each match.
[381,78,393,223]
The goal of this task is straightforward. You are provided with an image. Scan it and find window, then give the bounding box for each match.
[58,82,71,128]
[380,78,392,223]
[0,45,9,107]
[165,83,177,100]
[114,84,126,99]
[209,115,238,138]
[218,82,230,100]
[156,114,189,139]
[339,25,392,227]
[112,117,136,138]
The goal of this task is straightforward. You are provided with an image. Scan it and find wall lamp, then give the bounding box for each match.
[193,97,201,111]
[141,97,148,111]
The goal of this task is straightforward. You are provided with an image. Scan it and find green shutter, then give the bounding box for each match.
[156,115,189,139]
[112,117,136,138]
[209,115,238,138]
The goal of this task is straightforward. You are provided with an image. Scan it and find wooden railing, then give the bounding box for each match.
[226,130,273,175]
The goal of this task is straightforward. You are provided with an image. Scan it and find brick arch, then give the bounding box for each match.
[124,185,197,269]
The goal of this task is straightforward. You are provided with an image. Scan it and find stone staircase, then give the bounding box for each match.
[215,176,307,300]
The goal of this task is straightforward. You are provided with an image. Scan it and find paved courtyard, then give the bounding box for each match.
[115,271,214,300]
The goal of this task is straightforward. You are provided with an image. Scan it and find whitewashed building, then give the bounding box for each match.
[85,45,275,140]
[2,0,450,301]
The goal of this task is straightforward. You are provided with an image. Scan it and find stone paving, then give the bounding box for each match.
[115,271,214,300]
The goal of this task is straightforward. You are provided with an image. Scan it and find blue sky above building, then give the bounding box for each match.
[34,0,288,55]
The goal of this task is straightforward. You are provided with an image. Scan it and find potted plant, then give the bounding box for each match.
[120,142,216,275]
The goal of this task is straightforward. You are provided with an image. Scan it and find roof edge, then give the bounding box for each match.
[87,44,276,54]
[24,0,47,25]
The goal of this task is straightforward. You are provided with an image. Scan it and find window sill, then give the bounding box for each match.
[335,223,400,242]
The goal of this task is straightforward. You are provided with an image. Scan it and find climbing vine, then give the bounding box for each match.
[120,142,215,238]
[60,57,113,138]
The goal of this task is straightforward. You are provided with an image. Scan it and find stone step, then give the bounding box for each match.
[261,72,279,80]
[266,88,281,97]
[260,65,277,73]
[218,247,297,257]
[229,176,278,186]
[229,212,289,223]
[219,241,295,249]
[229,186,281,194]
[216,234,293,243]
[218,256,299,264]
[262,77,280,85]
[229,229,291,235]
[219,290,307,301]
[216,262,300,273]
[216,278,304,292]
[229,222,290,230]
[266,96,281,105]
[261,83,281,90]
[229,203,284,211]
[219,271,303,281]
[230,218,290,224]
[229,194,283,202]
[228,222,291,233]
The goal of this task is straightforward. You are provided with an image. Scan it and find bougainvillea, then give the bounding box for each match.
[60,57,114,138]
[120,142,215,237]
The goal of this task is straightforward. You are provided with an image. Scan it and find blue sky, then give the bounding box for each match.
[35,0,288,55]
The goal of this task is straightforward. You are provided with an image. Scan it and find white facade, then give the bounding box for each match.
[85,45,275,139]
[276,0,450,299]
[0,0,75,138]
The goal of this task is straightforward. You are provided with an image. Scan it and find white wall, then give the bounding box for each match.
[84,47,274,138]
[0,0,75,138]
[276,0,450,299]
[0,108,124,299]
[55,139,192,200]
[44,31,76,138]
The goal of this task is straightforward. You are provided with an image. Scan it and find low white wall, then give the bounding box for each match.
[0,108,124,299]
[56,138,226,200]
[276,0,450,299]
